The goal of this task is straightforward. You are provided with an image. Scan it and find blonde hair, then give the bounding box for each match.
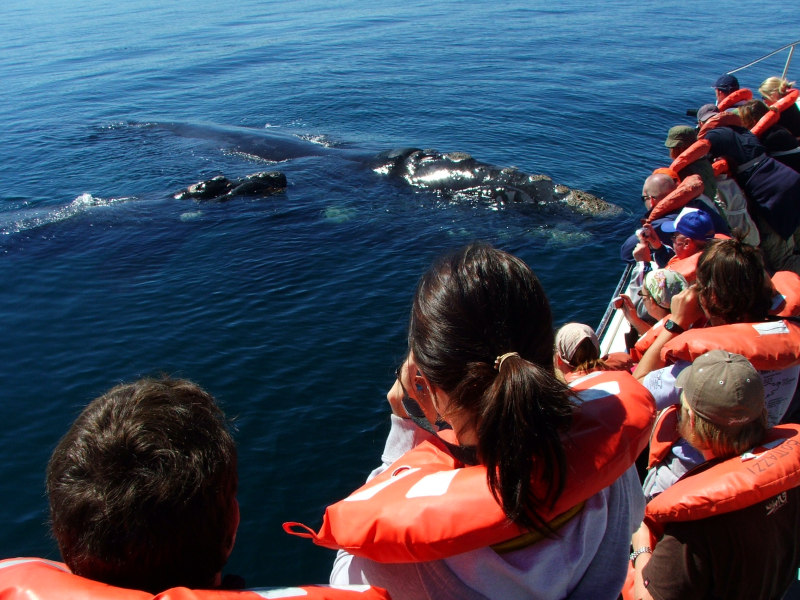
[567,337,607,373]
[692,408,767,459]
[759,76,796,103]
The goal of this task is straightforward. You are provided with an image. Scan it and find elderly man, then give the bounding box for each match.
[631,350,800,600]
[620,174,726,267]
[620,173,681,266]
[659,207,715,283]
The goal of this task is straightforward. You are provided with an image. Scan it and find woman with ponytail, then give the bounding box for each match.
[759,76,800,139]
[328,243,649,600]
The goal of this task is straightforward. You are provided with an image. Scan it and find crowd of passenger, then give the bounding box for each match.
[573,72,800,600]
[2,74,800,600]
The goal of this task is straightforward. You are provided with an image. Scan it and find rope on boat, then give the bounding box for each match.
[727,40,800,79]
[595,261,634,344]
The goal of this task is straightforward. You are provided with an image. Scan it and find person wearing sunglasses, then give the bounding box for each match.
[620,173,726,269]
[619,269,688,343]
[658,207,716,284]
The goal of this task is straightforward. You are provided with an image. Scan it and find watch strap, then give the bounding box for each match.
[664,319,685,334]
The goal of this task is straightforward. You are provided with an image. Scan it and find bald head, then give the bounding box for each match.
[642,173,677,210]
[643,173,677,197]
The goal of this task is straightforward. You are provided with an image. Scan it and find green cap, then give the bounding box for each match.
[665,125,697,149]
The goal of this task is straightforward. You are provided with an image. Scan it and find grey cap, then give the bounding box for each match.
[676,350,764,427]
[697,103,720,123]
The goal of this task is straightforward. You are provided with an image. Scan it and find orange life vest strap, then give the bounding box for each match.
[489,500,586,554]
[0,558,392,600]
[645,174,703,223]
[717,88,753,112]
[647,405,681,469]
[670,139,712,174]
[772,271,800,318]
[644,424,800,538]
[698,111,744,139]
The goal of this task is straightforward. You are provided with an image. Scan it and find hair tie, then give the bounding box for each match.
[494,352,520,371]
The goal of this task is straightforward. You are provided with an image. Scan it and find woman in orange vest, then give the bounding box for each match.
[321,243,653,600]
[759,76,800,138]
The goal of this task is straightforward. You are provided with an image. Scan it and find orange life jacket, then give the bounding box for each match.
[764,87,800,110]
[698,110,744,139]
[716,88,754,112]
[0,558,392,600]
[630,318,667,363]
[666,252,702,282]
[669,139,712,175]
[751,110,780,138]
[621,422,800,600]
[752,89,800,138]
[660,319,800,372]
[712,157,730,175]
[665,233,729,283]
[284,371,655,563]
[644,423,800,537]
[631,272,797,363]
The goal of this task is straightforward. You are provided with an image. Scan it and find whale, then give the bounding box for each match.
[139,121,620,216]
[173,171,287,201]
[371,148,621,217]
[141,121,367,162]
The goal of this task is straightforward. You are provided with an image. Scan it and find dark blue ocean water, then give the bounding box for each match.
[1,0,798,587]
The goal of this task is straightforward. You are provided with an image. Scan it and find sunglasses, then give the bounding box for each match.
[638,288,669,310]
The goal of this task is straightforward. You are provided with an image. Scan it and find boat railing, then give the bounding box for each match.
[595,261,634,351]
[727,40,800,80]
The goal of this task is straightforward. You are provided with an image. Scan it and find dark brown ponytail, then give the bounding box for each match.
[409,243,573,532]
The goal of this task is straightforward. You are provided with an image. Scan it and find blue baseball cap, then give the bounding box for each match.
[713,74,739,93]
[661,207,715,241]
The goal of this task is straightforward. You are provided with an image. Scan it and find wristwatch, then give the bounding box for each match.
[664,319,685,334]
[630,546,653,564]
